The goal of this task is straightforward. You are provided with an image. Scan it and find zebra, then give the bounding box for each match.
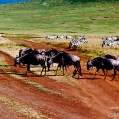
[69,36,88,49]
[66,35,73,39]
[57,35,65,39]
[102,39,119,47]
[102,36,119,47]
[46,35,57,40]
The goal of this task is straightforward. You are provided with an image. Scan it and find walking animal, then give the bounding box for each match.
[19,48,34,57]
[14,52,46,76]
[45,48,59,71]
[87,55,119,80]
[47,51,82,79]
[69,36,88,49]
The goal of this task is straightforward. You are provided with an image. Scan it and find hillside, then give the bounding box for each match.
[0,0,119,35]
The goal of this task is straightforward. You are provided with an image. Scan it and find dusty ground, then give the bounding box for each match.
[0,36,119,119]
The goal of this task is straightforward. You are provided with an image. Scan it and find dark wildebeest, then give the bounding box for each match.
[47,51,82,79]
[87,55,119,80]
[14,52,46,76]
[19,48,34,57]
[19,48,46,57]
[45,48,59,71]
[18,48,46,66]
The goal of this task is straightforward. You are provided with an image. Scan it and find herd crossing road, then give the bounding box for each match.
[0,37,119,119]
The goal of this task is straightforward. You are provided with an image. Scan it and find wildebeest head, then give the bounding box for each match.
[87,59,93,70]
[14,56,21,66]
[47,57,53,65]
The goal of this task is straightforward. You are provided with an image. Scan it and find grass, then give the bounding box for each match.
[6,33,119,58]
[0,57,10,71]
[0,0,119,58]
[0,1,118,35]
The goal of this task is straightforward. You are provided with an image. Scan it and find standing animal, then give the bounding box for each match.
[102,36,119,47]
[47,51,82,79]
[69,36,88,49]
[45,48,59,71]
[102,40,119,47]
[46,35,57,40]
[66,35,73,39]
[19,48,34,57]
[87,55,119,80]
[14,52,46,76]
[47,51,66,75]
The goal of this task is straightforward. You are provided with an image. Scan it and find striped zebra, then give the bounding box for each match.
[102,36,119,47]
[69,36,88,49]
[46,35,57,40]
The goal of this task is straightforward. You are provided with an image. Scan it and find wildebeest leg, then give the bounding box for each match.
[26,64,30,75]
[55,65,59,75]
[77,63,82,79]
[110,69,117,81]
[41,66,46,76]
[104,70,108,80]
[62,65,65,75]
[72,66,78,78]
[47,61,50,71]
[72,68,77,78]
[94,68,99,79]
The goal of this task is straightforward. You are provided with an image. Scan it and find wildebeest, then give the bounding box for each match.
[45,48,59,71]
[47,51,82,79]
[14,52,46,76]
[87,55,119,80]
[45,48,59,57]
[19,48,46,57]
[19,48,34,57]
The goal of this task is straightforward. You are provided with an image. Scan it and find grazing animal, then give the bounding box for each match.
[66,35,73,39]
[69,36,88,49]
[14,53,46,76]
[57,35,65,39]
[47,51,82,78]
[87,55,119,80]
[102,40,119,47]
[46,35,57,40]
[102,36,119,47]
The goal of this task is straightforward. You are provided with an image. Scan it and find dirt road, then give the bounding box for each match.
[0,38,119,119]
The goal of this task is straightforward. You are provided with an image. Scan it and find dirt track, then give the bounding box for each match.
[0,38,119,119]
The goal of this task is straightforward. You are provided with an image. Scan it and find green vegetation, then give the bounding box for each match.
[0,0,119,58]
[0,0,118,35]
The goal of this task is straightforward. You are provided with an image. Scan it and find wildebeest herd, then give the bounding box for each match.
[14,48,82,78]
[14,47,119,80]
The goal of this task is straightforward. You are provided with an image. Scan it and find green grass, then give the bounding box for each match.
[0,1,118,35]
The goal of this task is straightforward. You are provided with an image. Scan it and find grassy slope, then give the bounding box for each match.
[0,1,119,35]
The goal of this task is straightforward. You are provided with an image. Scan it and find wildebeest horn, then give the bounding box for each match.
[16,55,19,58]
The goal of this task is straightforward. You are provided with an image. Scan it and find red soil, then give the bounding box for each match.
[0,39,119,119]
